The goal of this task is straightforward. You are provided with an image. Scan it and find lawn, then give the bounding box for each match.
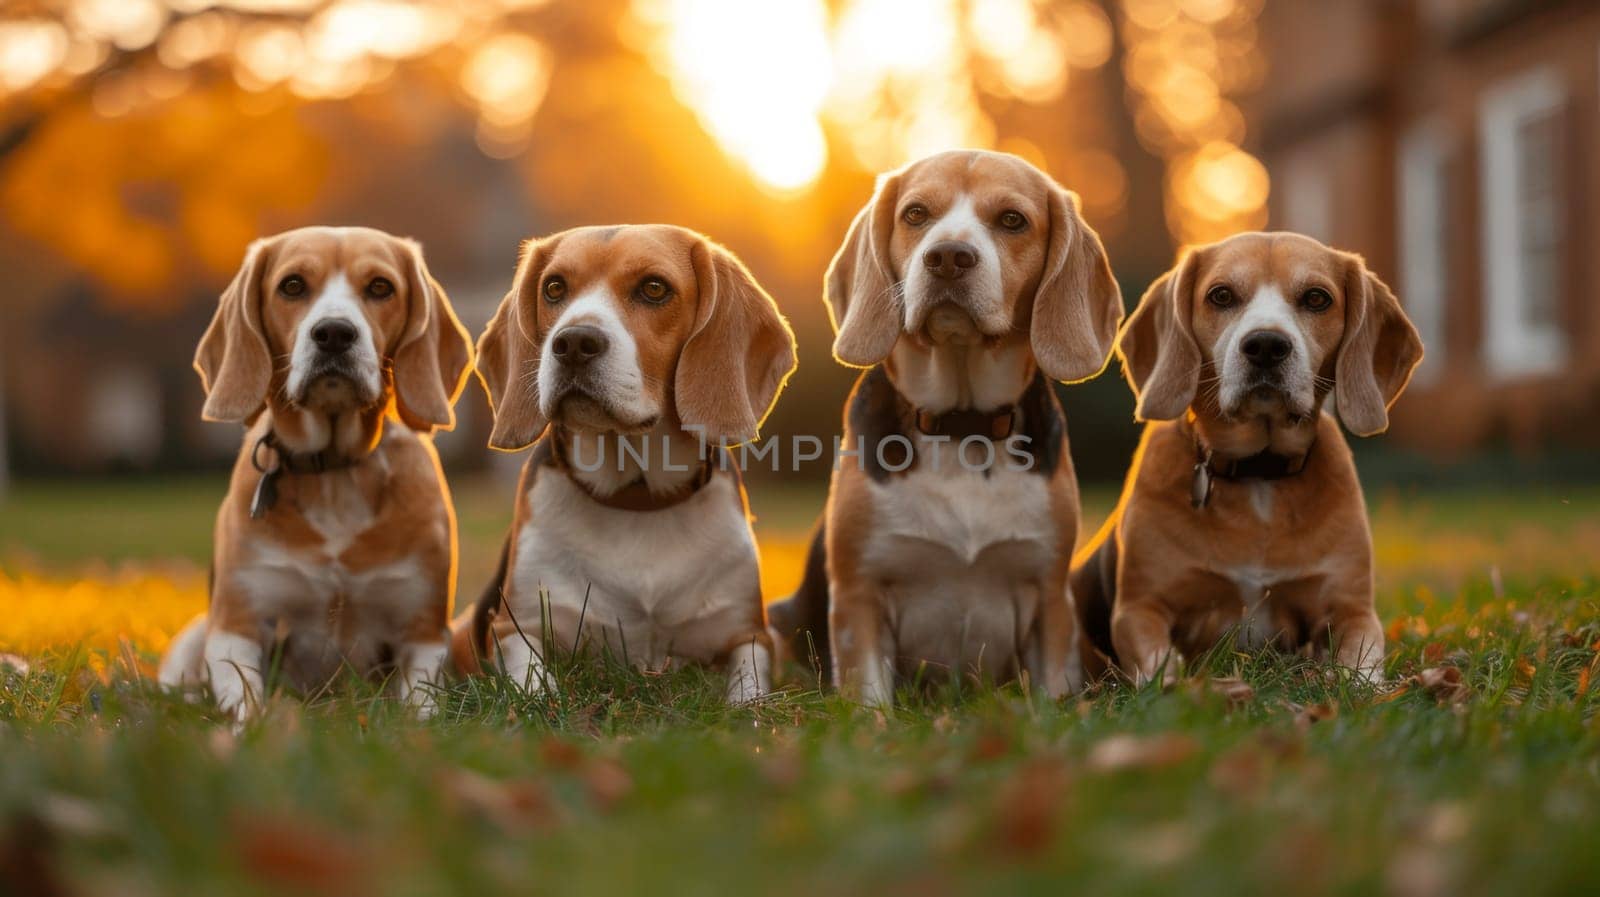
[2,476,1599,896]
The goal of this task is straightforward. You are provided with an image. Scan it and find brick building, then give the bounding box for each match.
[1257,0,1600,454]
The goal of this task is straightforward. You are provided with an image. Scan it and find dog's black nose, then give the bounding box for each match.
[551,325,609,367]
[1241,329,1293,368]
[922,240,978,280]
[311,319,358,354]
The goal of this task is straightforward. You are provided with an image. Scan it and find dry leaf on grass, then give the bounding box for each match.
[1285,700,1339,733]
[538,737,584,771]
[1412,667,1470,705]
[233,814,371,897]
[582,757,634,810]
[1205,677,1255,707]
[968,728,1011,763]
[1086,733,1198,773]
[439,768,557,832]
[992,758,1071,857]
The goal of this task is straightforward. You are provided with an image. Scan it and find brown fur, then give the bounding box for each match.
[1073,232,1423,684]
[177,226,473,702]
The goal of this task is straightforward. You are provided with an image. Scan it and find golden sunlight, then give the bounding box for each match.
[632,0,834,192]
[0,0,1277,258]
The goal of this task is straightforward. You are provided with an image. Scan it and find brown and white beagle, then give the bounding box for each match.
[767,150,1124,706]
[158,226,474,721]
[451,224,797,703]
[1072,232,1423,685]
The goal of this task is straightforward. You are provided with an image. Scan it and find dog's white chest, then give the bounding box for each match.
[864,462,1056,572]
[859,461,1058,678]
[510,472,760,666]
[230,475,437,683]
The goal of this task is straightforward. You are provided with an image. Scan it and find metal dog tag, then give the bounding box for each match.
[1190,460,1212,510]
[250,468,281,519]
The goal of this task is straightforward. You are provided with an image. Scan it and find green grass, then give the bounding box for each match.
[2,481,1600,895]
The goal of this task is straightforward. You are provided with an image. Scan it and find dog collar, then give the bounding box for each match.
[1190,438,1311,510]
[910,404,1017,441]
[547,431,715,513]
[249,431,362,519]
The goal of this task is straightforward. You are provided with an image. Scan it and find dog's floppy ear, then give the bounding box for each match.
[1335,253,1424,436]
[476,239,551,451]
[826,172,904,367]
[1031,186,1124,383]
[679,236,798,444]
[195,237,275,422]
[1117,249,1202,421]
[392,238,474,432]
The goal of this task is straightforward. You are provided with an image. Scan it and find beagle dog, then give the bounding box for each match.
[1072,232,1423,685]
[767,150,1124,706]
[452,224,797,703]
[158,226,474,721]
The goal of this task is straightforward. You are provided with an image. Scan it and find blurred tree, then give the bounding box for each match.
[0,0,1272,483]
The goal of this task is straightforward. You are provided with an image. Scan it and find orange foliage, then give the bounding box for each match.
[1,82,327,308]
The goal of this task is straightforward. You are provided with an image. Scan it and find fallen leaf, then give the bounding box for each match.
[1086,733,1198,773]
[233,814,371,897]
[968,729,1010,762]
[1208,745,1265,797]
[582,757,634,810]
[439,768,556,832]
[1287,700,1338,732]
[1412,667,1470,705]
[1206,677,1255,707]
[992,758,1070,857]
[538,737,584,770]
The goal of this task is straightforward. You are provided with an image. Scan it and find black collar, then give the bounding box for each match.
[1190,437,1312,510]
[249,431,362,519]
[913,405,1016,441]
[546,429,715,513]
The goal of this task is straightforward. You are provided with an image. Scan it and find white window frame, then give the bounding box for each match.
[1279,150,1333,244]
[1478,67,1567,377]
[1397,121,1450,384]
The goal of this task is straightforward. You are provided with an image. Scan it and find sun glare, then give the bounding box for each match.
[633,0,833,193]
[0,0,1273,243]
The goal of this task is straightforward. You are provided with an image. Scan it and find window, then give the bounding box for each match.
[1478,68,1567,377]
[1397,123,1450,384]
[1279,150,1333,244]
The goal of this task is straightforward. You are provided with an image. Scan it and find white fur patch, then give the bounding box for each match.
[506,464,764,697]
[855,438,1058,683]
[398,641,448,718]
[203,629,264,721]
[901,194,1009,335]
[724,638,771,704]
[536,288,660,426]
[1215,285,1315,416]
[285,271,382,401]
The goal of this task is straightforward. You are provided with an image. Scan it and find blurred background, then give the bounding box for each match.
[0,0,1597,605]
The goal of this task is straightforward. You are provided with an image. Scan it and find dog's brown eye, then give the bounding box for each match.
[543,276,566,302]
[1206,285,1236,309]
[998,210,1026,231]
[278,275,307,298]
[1301,288,1333,312]
[366,277,393,299]
[637,276,672,304]
[902,204,929,226]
